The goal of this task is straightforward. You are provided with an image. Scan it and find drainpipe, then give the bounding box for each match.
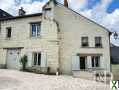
[109,32,112,72]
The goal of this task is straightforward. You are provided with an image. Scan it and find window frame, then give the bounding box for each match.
[92,56,100,68]
[81,37,89,47]
[33,52,41,66]
[6,27,12,38]
[30,22,41,37]
[95,37,102,48]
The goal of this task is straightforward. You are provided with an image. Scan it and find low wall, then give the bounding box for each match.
[0,64,6,69]
[112,64,119,80]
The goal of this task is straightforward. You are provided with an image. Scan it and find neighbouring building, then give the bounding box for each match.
[111,44,119,64]
[110,44,119,80]
[0,9,13,19]
[0,0,111,74]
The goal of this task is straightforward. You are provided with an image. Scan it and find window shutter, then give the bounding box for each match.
[72,56,80,70]
[27,51,32,67]
[41,52,47,67]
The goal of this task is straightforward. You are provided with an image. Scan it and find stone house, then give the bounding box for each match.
[0,0,111,74]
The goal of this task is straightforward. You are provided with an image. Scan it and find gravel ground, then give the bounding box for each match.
[0,69,110,90]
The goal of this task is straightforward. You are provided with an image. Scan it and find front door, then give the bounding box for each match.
[7,49,21,70]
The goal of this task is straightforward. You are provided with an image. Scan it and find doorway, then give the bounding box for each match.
[80,56,86,70]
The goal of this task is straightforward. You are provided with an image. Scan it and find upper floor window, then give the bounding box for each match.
[95,37,102,47]
[31,23,41,37]
[81,37,89,47]
[92,56,100,67]
[6,27,12,38]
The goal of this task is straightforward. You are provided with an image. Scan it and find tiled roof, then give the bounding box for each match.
[0,9,13,19]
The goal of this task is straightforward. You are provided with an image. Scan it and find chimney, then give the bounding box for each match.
[18,7,26,16]
[64,0,68,7]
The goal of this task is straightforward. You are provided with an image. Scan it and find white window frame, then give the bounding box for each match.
[92,56,100,68]
[31,23,41,37]
[33,52,41,66]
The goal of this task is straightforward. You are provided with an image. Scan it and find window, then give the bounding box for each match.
[6,27,11,38]
[95,37,102,47]
[81,37,89,47]
[33,52,41,66]
[92,56,100,67]
[31,23,41,37]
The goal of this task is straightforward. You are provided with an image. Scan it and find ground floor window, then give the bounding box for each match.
[33,52,41,66]
[92,56,100,67]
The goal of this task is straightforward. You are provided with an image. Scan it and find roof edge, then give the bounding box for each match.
[55,2,110,33]
[0,13,42,21]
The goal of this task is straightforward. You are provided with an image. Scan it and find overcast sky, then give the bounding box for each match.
[0,0,119,46]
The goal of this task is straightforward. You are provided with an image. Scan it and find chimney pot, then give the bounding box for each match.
[64,0,68,7]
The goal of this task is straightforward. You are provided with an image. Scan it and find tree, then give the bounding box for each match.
[20,55,28,71]
[14,0,22,6]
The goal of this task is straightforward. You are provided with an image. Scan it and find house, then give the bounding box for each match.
[0,0,111,74]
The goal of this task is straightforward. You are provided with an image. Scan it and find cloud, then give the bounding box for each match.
[72,0,119,46]
[19,1,45,14]
[0,0,119,46]
[0,0,47,15]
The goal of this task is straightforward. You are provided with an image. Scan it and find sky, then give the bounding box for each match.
[0,0,119,46]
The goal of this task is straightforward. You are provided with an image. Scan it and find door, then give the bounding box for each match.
[80,56,86,69]
[7,49,21,70]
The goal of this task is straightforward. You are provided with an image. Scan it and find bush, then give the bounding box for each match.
[20,55,28,71]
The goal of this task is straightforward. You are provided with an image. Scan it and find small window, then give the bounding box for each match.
[92,56,100,67]
[31,23,41,37]
[81,37,89,47]
[95,37,102,47]
[33,52,41,66]
[6,27,12,38]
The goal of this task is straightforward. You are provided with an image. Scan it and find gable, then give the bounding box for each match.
[43,0,110,33]
[55,3,109,33]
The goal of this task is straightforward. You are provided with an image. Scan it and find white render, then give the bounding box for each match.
[0,1,111,74]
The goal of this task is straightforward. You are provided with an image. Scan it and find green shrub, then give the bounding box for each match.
[20,55,28,71]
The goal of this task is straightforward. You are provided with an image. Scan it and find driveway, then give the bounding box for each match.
[0,69,110,90]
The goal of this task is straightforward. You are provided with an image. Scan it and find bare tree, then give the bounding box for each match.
[14,0,21,6]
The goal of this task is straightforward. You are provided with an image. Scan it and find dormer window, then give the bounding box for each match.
[43,7,52,20]
[44,8,51,11]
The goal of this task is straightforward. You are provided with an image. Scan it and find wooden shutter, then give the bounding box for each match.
[41,52,47,67]
[72,56,80,70]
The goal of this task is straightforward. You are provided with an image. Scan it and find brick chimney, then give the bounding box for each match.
[64,0,68,7]
[18,7,26,16]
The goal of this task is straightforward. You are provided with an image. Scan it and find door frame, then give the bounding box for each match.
[4,47,23,69]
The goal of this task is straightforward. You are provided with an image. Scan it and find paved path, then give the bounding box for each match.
[0,69,111,90]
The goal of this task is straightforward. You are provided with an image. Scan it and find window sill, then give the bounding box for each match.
[81,46,103,48]
[30,36,41,39]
